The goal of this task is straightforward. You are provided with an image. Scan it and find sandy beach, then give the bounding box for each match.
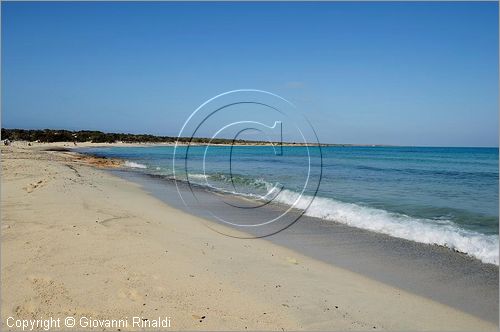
[1,143,498,331]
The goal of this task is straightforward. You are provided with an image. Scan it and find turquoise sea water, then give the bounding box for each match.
[80,145,499,264]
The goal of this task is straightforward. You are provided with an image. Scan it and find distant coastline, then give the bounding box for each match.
[0,128,388,147]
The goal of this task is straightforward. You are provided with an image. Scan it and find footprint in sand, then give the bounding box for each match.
[118,288,144,303]
[14,276,74,318]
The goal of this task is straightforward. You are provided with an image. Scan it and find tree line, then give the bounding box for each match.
[0,128,269,145]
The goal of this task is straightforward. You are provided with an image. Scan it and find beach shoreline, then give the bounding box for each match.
[112,166,499,323]
[1,143,498,330]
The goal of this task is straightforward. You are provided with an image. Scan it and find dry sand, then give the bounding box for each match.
[1,143,497,330]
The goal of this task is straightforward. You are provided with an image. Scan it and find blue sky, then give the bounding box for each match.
[2,1,498,146]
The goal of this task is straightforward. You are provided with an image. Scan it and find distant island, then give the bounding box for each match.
[1,128,385,147]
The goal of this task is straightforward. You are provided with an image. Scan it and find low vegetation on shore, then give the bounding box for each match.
[1,128,382,147]
[1,128,267,145]
[1,128,327,146]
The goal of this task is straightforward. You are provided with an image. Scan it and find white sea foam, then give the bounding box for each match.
[124,161,147,169]
[185,173,499,265]
[188,173,209,180]
[273,189,499,265]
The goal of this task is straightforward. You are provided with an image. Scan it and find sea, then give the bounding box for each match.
[79,145,499,265]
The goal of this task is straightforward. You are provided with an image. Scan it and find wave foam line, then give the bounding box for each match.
[124,161,147,169]
[274,190,499,265]
[184,172,498,265]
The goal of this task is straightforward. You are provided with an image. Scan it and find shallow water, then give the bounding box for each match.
[79,145,499,264]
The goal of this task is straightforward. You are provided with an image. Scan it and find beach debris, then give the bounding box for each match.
[24,179,45,193]
[192,314,206,323]
[286,257,299,265]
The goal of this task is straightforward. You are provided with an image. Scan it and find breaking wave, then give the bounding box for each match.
[124,161,148,169]
[189,172,499,265]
